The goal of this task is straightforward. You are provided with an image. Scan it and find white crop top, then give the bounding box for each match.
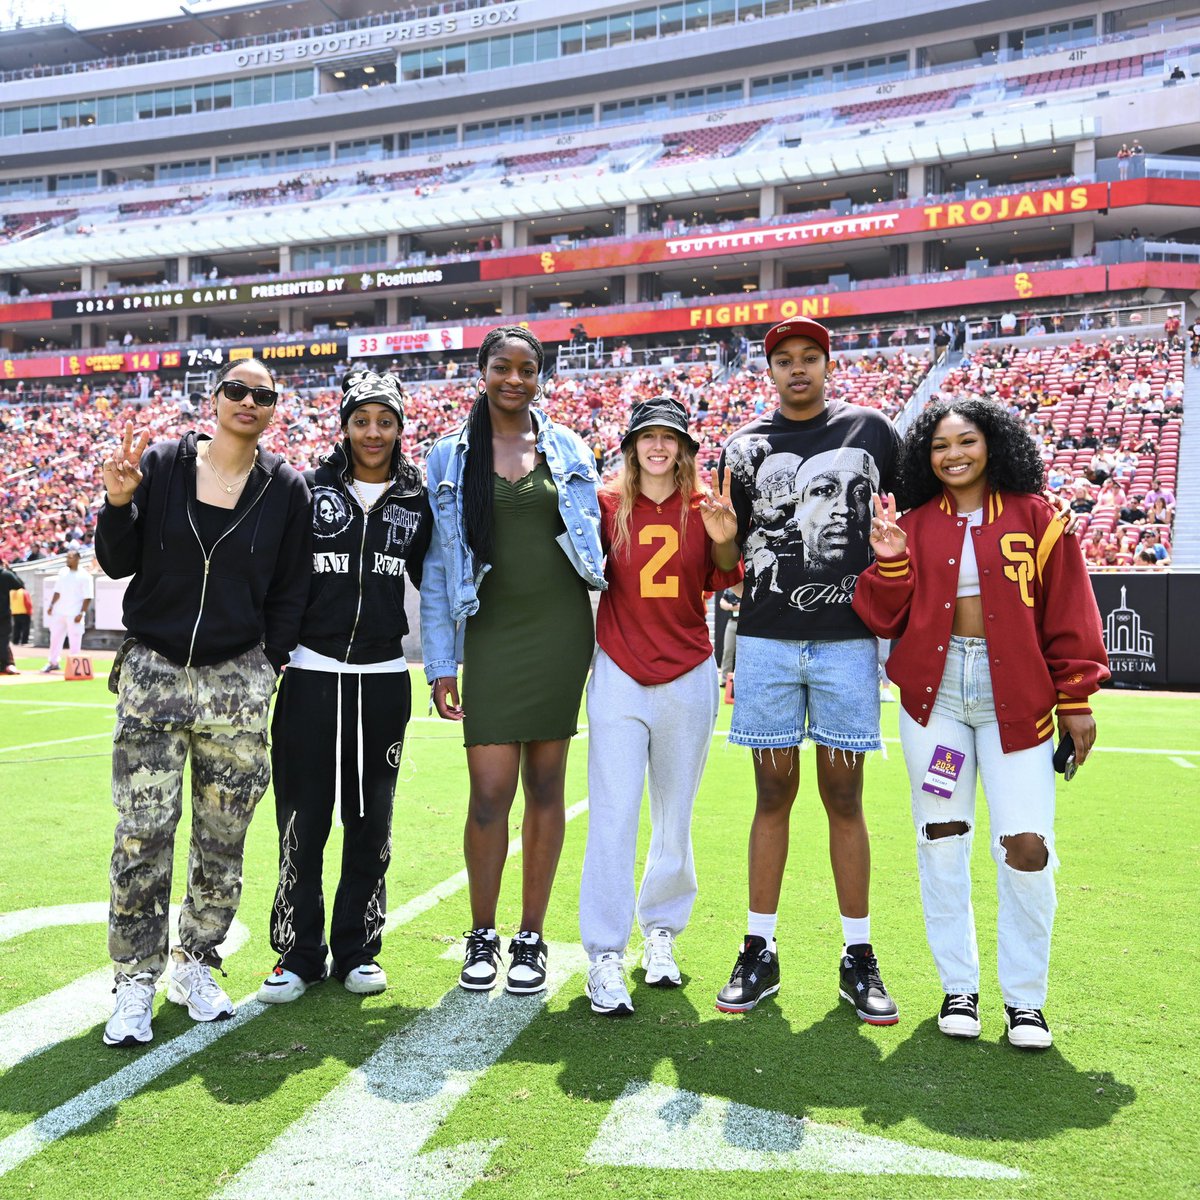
[956,509,984,598]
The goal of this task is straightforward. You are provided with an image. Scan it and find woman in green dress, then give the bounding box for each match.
[421,326,606,994]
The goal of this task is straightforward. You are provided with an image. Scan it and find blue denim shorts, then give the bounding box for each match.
[729,634,882,753]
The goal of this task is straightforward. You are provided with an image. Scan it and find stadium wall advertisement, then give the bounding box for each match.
[1090,574,1200,688]
[5,261,1199,378]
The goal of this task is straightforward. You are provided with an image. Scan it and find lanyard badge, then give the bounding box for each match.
[922,744,966,799]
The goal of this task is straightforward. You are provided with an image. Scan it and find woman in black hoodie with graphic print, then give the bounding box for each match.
[258,369,431,1004]
[96,357,310,1050]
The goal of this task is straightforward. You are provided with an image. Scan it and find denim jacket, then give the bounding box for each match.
[420,407,606,683]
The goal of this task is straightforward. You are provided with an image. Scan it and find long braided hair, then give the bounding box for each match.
[462,326,545,566]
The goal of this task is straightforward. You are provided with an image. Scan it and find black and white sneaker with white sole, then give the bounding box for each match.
[715,935,780,1013]
[506,931,548,994]
[838,944,899,1025]
[938,992,981,1038]
[1004,1005,1052,1049]
[459,928,501,991]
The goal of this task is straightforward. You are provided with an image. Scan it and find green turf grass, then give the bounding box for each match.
[0,679,1196,1198]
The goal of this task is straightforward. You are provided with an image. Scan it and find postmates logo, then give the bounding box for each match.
[1103,586,1157,673]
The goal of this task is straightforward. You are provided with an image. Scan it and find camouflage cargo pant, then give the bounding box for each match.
[109,642,275,981]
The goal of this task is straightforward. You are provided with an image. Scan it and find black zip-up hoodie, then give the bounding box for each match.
[96,431,311,670]
[299,441,432,664]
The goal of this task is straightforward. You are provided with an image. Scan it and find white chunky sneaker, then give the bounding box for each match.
[167,950,234,1022]
[344,962,387,995]
[103,972,155,1047]
[938,993,982,1039]
[1005,1005,1053,1049]
[257,965,311,1004]
[642,928,682,987]
[586,952,634,1017]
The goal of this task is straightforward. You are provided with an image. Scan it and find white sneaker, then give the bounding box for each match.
[344,962,387,995]
[642,928,682,987]
[167,950,234,1021]
[1005,1005,1053,1049]
[586,952,634,1016]
[257,965,311,1004]
[103,972,155,1047]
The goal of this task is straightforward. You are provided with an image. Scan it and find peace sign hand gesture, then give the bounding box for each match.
[102,422,151,508]
[698,468,738,547]
[869,492,907,559]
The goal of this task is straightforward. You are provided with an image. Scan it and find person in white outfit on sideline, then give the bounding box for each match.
[579,397,742,1016]
[42,548,93,671]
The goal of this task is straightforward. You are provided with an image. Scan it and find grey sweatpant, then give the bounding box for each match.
[580,649,719,960]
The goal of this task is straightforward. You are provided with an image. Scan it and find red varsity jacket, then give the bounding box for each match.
[852,489,1110,753]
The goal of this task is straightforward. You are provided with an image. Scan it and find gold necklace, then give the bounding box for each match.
[203,443,256,494]
[350,476,392,511]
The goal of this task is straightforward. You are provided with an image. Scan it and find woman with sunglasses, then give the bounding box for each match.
[422,326,604,996]
[96,358,311,1049]
[258,370,431,1004]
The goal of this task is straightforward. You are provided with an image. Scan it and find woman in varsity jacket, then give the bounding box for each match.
[853,398,1108,1050]
[579,396,742,1016]
[258,369,431,1004]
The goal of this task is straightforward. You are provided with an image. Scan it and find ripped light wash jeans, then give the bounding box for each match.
[898,636,1057,1008]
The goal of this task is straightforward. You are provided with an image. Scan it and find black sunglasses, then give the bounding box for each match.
[218,379,278,407]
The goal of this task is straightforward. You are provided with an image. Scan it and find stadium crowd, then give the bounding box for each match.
[0,349,932,563]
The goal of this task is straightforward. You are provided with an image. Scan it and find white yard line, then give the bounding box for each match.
[0,797,589,1179]
[0,732,111,754]
[219,945,589,1200]
[1170,756,1196,769]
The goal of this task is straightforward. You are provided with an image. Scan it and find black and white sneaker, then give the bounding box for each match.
[506,931,548,994]
[938,993,981,1039]
[1004,1005,1052,1049]
[459,928,501,991]
[838,944,899,1025]
[715,935,780,1013]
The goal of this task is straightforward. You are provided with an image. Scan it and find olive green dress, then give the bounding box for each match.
[462,462,594,746]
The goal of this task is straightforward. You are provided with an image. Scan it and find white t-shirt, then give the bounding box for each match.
[50,566,93,616]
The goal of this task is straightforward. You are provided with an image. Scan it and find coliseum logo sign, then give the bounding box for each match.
[1103,586,1157,674]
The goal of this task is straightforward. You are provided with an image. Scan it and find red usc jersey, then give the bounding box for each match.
[597,489,742,686]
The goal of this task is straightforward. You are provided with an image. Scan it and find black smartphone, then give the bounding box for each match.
[1053,733,1077,781]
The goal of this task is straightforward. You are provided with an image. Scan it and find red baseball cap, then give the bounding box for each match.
[763,318,830,358]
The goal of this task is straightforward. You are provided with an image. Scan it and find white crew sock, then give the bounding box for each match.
[841,914,871,950]
[747,910,778,952]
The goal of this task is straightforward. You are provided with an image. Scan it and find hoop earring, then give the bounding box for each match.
[476,379,487,396]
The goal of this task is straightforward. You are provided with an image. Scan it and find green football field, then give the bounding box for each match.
[0,666,1197,1200]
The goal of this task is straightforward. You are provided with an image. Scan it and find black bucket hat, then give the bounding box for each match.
[620,395,699,453]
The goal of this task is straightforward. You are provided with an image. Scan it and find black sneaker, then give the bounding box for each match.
[938,992,981,1039]
[838,944,899,1025]
[715,935,780,1013]
[505,931,548,994]
[1004,1005,1052,1049]
[459,928,501,991]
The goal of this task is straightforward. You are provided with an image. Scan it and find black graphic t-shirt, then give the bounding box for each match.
[719,401,899,641]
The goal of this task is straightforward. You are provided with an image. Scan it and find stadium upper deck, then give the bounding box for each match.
[0,0,1197,379]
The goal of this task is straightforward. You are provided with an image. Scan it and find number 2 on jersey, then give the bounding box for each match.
[639,524,679,598]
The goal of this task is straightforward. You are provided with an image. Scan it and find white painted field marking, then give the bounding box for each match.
[1170,756,1196,769]
[587,1080,1022,1181]
[0,992,266,1178]
[383,797,588,933]
[0,906,249,1071]
[0,732,111,754]
[219,943,589,1200]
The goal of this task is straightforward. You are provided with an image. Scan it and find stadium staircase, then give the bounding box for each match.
[895,347,953,437]
[1169,357,1200,566]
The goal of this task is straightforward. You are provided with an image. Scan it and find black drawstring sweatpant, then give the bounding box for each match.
[268,666,412,981]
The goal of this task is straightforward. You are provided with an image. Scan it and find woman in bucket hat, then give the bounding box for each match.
[579,395,742,1015]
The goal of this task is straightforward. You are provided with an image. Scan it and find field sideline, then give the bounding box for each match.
[0,661,1196,1200]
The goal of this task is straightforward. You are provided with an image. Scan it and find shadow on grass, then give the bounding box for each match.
[521,981,1134,1144]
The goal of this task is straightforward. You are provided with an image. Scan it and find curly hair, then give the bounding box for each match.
[896,397,1045,511]
[462,326,546,565]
